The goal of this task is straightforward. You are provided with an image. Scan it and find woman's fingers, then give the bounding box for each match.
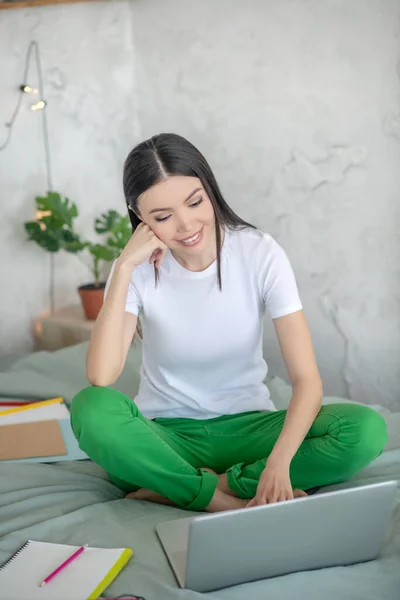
[148,237,167,268]
[247,497,258,508]
[149,247,167,267]
[155,247,167,268]
[149,249,158,264]
[248,488,295,507]
[293,489,308,499]
[247,487,306,508]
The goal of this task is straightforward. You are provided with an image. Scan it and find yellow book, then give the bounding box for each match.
[0,540,133,600]
[87,548,133,599]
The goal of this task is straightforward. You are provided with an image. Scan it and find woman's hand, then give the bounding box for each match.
[247,460,305,507]
[118,223,167,269]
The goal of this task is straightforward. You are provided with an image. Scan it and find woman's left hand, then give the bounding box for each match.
[247,460,294,507]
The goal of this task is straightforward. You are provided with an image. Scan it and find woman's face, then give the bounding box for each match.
[137,176,216,255]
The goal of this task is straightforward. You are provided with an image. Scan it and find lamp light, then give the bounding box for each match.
[31,100,47,111]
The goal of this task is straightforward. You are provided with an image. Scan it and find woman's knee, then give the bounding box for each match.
[70,386,132,441]
[353,405,388,464]
[324,402,388,461]
[330,403,389,476]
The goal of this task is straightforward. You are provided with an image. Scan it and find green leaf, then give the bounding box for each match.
[35,191,79,229]
[24,220,61,252]
[24,221,41,235]
[88,244,116,261]
[106,231,129,248]
[94,210,120,234]
[61,230,87,253]
[65,241,87,253]
[24,191,83,255]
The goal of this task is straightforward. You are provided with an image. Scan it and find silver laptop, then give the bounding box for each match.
[156,480,396,592]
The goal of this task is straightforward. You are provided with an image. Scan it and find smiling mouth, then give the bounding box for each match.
[178,227,203,246]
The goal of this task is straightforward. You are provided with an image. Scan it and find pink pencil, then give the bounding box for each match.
[39,544,88,587]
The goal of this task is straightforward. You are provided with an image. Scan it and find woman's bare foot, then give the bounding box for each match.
[216,473,238,496]
[126,486,246,512]
[202,468,238,497]
[205,488,248,512]
[125,473,247,513]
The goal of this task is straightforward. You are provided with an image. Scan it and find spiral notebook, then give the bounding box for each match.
[0,540,132,600]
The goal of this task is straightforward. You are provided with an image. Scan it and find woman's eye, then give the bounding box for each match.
[155,198,202,222]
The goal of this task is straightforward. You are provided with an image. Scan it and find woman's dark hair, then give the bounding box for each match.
[123,133,255,289]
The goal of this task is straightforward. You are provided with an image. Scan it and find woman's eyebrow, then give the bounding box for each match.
[149,188,202,214]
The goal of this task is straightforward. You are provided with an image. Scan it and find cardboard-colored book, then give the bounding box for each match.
[0,419,67,460]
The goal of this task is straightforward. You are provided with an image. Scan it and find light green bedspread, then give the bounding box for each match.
[0,343,399,600]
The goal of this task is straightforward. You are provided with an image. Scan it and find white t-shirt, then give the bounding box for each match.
[106,227,302,420]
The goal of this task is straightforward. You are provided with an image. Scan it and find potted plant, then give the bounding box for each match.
[24,192,131,320]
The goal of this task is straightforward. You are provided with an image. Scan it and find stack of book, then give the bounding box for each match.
[0,397,88,463]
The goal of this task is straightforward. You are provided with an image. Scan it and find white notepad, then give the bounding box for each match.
[0,402,70,425]
[0,540,132,600]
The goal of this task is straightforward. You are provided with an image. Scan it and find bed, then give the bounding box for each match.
[0,342,399,600]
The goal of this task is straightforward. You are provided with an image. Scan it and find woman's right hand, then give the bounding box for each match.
[118,223,167,269]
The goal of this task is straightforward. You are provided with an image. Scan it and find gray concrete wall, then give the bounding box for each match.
[1,0,399,409]
[0,0,139,354]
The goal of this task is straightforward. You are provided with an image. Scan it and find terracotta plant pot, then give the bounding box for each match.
[78,282,106,320]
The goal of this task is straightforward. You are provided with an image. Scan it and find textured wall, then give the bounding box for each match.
[131,0,400,410]
[0,0,399,409]
[0,0,139,355]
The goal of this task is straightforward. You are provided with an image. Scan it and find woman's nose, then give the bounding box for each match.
[176,214,192,233]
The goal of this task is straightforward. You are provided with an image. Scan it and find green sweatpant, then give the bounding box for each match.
[70,386,388,512]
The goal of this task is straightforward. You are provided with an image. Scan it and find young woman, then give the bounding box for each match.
[71,133,388,513]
